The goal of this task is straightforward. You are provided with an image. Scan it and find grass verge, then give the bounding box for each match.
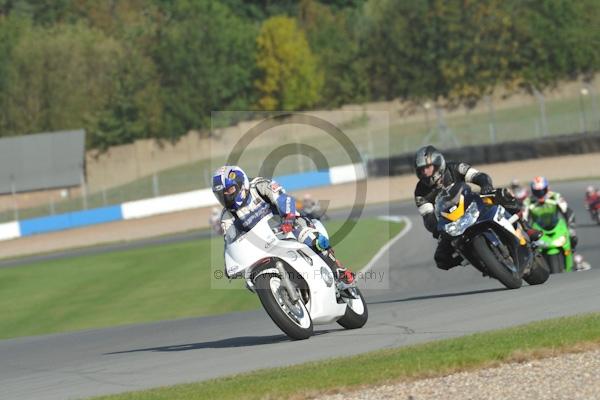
[92,312,600,400]
[0,218,404,340]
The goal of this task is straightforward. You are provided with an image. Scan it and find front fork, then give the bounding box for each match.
[275,261,300,304]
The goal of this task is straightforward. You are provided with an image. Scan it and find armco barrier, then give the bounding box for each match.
[121,189,216,220]
[19,205,123,236]
[275,170,331,191]
[0,221,20,241]
[5,163,366,240]
[368,131,600,177]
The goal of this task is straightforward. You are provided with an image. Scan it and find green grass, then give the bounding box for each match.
[0,218,404,340]
[92,312,600,400]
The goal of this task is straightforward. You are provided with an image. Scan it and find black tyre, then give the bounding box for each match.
[524,254,550,285]
[337,287,368,330]
[254,273,313,340]
[546,253,565,274]
[472,235,522,289]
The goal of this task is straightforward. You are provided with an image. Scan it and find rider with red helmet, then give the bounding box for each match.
[585,185,600,220]
[525,176,578,250]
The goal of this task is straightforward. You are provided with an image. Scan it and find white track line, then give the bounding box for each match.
[359,215,412,274]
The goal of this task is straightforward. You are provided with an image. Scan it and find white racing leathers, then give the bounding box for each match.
[220,177,322,253]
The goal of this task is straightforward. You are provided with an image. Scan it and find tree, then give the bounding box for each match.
[1,23,122,137]
[0,14,25,132]
[255,15,323,110]
[150,0,257,137]
[507,0,600,91]
[362,0,600,107]
[88,46,163,150]
[1,21,163,149]
[299,0,368,107]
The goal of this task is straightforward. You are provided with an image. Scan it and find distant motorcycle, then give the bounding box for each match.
[224,215,367,340]
[587,201,600,225]
[585,187,600,225]
[435,183,549,289]
[528,200,574,273]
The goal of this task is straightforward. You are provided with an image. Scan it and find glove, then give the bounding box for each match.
[480,184,495,195]
[315,233,330,251]
[281,213,295,233]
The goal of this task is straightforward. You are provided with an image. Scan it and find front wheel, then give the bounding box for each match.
[524,254,550,285]
[471,235,522,289]
[254,273,313,340]
[545,253,565,274]
[337,287,368,329]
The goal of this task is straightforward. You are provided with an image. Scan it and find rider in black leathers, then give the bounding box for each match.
[413,146,541,270]
[413,145,496,270]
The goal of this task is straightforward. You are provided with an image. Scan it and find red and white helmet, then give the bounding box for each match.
[530,176,549,201]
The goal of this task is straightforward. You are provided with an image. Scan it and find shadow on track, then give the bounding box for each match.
[104,329,342,355]
[369,287,507,305]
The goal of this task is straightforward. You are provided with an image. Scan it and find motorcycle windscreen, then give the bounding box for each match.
[436,183,467,222]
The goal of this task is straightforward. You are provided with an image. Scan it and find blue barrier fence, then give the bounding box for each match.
[19,205,124,236]
[7,165,360,240]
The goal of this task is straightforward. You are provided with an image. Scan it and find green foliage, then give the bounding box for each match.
[255,15,323,110]
[0,0,599,148]
[89,47,164,150]
[362,0,600,106]
[509,0,600,91]
[150,0,257,137]
[0,14,25,130]
[219,0,300,20]
[362,0,518,106]
[0,19,161,149]
[1,22,122,136]
[300,0,368,106]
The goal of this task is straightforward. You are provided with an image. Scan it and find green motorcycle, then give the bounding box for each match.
[528,200,573,273]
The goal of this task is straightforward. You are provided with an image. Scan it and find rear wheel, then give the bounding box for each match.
[254,273,313,340]
[546,253,565,274]
[471,235,522,289]
[524,254,550,285]
[337,287,368,329]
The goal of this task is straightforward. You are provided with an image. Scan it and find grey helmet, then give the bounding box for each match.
[414,145,446,187]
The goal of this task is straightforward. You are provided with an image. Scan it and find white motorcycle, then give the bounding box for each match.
[224,216,368,340]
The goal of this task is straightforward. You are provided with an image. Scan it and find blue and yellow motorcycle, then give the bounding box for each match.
[435,183,550,289]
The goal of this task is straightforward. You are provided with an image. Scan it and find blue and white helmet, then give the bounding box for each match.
[212,166,250,210]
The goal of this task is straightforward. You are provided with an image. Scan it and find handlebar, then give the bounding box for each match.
[479,188,504,198]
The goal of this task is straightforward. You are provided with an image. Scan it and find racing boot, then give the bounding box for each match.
[334,259,355,290]
[320,248,354,288]
[574,254,591,271]
[323,249,355,287]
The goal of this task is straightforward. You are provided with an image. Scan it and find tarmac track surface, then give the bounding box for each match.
[1,180,599,400]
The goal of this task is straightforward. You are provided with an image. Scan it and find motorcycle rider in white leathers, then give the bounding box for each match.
[212,165,355,286]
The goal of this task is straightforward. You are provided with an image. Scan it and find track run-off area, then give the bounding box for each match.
[1,180,599,400]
